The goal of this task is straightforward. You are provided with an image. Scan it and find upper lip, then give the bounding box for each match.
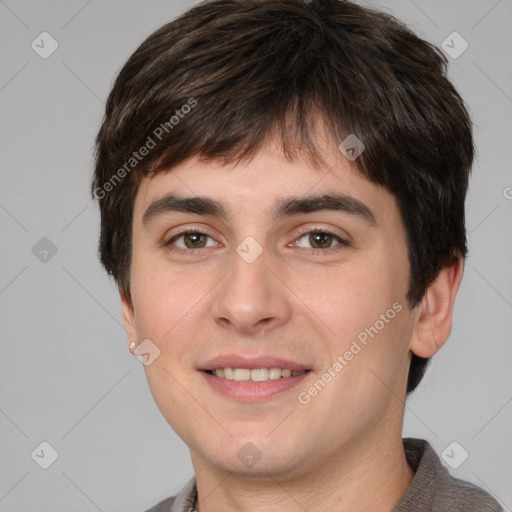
[198,355,311,371]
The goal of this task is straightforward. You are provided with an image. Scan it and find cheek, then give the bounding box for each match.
[305,259,411,388]
[300,258,402,339]
[130,261,219,368]
[130,268,209,427]
[134,278,195,335]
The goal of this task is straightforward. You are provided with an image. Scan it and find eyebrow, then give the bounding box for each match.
[142,192,377,227]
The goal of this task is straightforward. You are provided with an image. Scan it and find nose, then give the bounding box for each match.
[209,242,292,336]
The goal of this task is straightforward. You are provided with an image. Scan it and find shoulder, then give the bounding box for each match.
[433,471,503,512]
[399,438,503,512]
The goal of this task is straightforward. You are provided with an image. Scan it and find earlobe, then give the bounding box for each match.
[119,289,138,347]
[410,255,464,358]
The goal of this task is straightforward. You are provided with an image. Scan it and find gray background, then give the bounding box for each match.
[0,0,511,510]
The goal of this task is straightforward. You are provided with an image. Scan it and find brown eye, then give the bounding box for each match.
[308,232,333,249]
[182,232,207,248]
[295,230,348,252]
[165,230,216,252]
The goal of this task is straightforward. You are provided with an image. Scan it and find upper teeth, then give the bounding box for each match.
[212,368,305,381]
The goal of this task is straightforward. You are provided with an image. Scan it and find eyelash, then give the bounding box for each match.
[163,226,350,256]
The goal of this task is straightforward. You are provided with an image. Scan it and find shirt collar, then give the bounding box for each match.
[169,476,197,512]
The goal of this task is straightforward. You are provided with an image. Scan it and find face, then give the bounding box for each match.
[122,139,420,479]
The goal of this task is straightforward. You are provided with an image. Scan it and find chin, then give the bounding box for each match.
[196,435,314,480]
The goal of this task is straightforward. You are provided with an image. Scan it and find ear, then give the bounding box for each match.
[119,288,137,347]
[409,255,464,358]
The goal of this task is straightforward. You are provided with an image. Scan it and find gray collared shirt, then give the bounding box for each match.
[144,438,503,512]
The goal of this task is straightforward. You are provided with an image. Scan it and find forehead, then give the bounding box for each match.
[133,140,399,229]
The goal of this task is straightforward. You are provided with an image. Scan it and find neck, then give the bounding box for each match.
[191,430,415,512]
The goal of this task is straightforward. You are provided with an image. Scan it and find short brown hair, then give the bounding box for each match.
[92,0,474,395]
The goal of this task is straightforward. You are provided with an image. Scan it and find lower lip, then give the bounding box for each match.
[199,370,312,402]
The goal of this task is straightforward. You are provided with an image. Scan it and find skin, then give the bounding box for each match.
[120,135,463,512]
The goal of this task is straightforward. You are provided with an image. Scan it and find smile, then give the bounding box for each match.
[205,367,307,381]
[200,368,313,402]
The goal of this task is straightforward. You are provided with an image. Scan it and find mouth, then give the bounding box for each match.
[203,367,310,381]
[197,356,314,401]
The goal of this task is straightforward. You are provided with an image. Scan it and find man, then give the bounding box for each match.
[91,0,502,510]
